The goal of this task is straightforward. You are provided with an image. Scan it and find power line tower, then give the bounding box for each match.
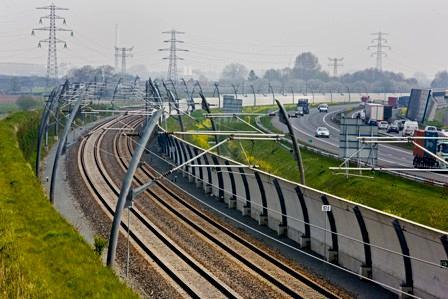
[328,57,344,77]
[159,30,188,82]
[368,32,391,71]
[32,4,73,81]
[115,47,133,75]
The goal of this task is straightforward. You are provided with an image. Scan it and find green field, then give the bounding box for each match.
[168,105,448,231]
[0,112,137,298]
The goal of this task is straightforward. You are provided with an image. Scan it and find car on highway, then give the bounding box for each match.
[440,129,448,137]
[387,123,399,133]
[367,119,378,126]
[295,106,304,117]
[377,121,389,130]
[315,126,330,138]
[317,103,328,113]
[425,125,438,132]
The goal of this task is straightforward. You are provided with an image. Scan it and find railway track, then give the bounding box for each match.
[80,116,238,298]
[78,115,344,298]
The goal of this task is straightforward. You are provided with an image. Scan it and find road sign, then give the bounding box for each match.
[339,117,378,166]
[223,95,242,114]
[322,205,332,212]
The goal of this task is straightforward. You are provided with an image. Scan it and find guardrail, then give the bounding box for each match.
[158,130,448,298]
[255,113,447,188]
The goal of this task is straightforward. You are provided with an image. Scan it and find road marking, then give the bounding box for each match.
[291,124,338,148]
[290,119,410,167]
[321,109,412,156]
[322,110,341,132]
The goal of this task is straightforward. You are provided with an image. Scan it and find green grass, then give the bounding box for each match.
[168,105,448,231]
[0,112,138,298]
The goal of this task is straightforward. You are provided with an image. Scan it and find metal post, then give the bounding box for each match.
[215,83,221,108]
[347,86,351,103]
[325,213,328,259]
[275,100,306,185]
[126,206,130,278]
[269,83,275,105]
[232,84,238,99]
[291,87,295,104]
[49,93,83,203]
[36,90,54,175]
[107,109,163,267]
[250,85,256,107]
[200,93,220,155]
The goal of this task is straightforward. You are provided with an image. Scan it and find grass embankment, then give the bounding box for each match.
[0,112,137,298]
[168,105,448,231]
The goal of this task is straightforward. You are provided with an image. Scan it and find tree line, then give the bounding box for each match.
[219,52,422,93]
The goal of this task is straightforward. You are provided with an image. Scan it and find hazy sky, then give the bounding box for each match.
[0,0,447,78]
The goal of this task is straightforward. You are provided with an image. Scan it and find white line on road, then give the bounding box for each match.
[322,109,412,156]
[290,120,409,167]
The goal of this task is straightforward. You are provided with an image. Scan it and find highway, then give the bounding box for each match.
[271,103,448,185]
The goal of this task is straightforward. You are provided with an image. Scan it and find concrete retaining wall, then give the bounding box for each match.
[157,132,448,298]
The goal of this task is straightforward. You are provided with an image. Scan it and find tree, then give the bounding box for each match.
[67,65,116,83]
[16,95,39,111]
[263,69,282,82]
[128,64,149,78]
[413,72,430,88]
[431,71,448,88]
[248,70,258,81]
[220,63,248,83]
[291,52,322,80]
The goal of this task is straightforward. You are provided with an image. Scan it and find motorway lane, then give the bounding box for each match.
[271,104,448,184]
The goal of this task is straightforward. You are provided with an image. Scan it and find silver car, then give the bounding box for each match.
[315,127,330,138]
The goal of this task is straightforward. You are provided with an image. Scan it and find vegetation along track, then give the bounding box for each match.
[79,114,343,298]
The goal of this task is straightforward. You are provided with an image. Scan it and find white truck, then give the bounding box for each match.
[365,103,384,123]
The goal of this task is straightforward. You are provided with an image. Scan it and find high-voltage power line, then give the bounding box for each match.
[32,3,73,80]
[328,57,344,77]
[368,32,391,71]
[159,30,188,82]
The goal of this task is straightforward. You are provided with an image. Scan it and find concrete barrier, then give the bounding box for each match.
[158,132,448,298]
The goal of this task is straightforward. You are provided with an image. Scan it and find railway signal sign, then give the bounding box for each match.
[321,205,332,212]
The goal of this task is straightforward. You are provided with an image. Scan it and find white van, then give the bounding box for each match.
[402,121,419,136]
[318,103,328,113]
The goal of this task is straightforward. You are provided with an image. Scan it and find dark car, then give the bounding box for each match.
[368,119,377,126]
[387,123,399,133]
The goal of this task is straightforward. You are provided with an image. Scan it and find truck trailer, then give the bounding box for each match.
[387,96,398,108]
[365,103,384,122]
